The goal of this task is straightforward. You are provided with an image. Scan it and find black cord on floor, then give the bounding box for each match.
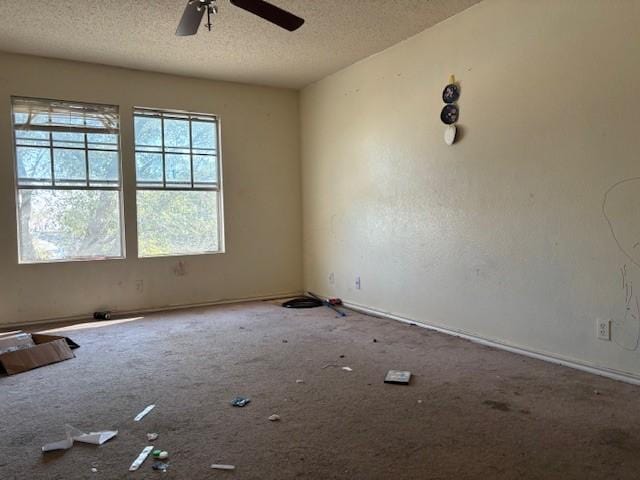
[282,297,323,309]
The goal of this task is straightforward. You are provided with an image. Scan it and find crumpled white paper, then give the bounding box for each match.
[42,424,118,452]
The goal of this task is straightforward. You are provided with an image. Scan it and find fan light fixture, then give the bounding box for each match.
[176,0,305,36]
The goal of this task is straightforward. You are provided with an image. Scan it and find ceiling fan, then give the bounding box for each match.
[176,0,305,36]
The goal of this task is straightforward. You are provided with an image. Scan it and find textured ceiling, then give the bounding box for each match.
[0,0,481,89]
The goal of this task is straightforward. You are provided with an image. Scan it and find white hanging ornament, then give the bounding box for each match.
[444,124,456,146]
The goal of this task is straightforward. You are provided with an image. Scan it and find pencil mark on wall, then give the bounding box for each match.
[603,177,640,268]
[603,178,640,351]
[614,263,640,351]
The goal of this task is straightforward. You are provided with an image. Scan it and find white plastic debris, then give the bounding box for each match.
[91,468,98,473]
[211,464,236,471]
[129,445,154,471]
[341,366,353,372]
[147,433,159,441]
[157,451,169,460]
[268,414,280,422]
[295,379,304,384]
[134,404,155,421]
[42,425,118,452]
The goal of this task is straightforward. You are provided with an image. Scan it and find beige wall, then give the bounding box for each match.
[301,0,640,378]
[0,52,302,325]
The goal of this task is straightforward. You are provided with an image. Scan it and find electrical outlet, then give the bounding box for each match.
[329,272,335,284]
[355,276,361,290]
[597,319,611,341]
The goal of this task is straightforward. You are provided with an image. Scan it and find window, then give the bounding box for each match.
[11,97,124,263]
[134,108,222,257]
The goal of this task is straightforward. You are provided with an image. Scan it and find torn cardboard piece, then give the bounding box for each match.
[42,424,118,452]
[0,331,79,375]
[0,331,35,354]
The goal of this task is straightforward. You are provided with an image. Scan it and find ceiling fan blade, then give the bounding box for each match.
[230,0,304,31]
[176,1,206,36]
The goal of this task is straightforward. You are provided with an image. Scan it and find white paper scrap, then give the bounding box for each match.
[42,438,73,452]
[134,404,155,421]
[342,366,353,372]
[42,425,118,452]
[129,445,154,471]
[211,464,236,471]
[75,430,118,445]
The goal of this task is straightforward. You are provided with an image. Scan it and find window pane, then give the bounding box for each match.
[51,112,84,126]
[89,151,119,185]
[193,155,217,184]
[137,190,219,257]
[136,152,163,185]
[17,189,123,263]
[87,133,118,150]
[164,119,189,147]
[165,153,191,185]
[13,112,28,124]
[52,131,84,148]
[53,148,86,185]
[16,146,52,185]
[16,129,49,144]
[191,121,216,150]
[135,116,162,147]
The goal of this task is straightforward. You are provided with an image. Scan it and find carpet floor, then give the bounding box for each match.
[1,301,639,479]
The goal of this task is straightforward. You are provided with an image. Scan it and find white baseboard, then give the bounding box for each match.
[2,291,302,330]
[343,301,640,386]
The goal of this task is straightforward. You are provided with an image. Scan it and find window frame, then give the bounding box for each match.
[133,106,224,258]
[11,96,126,264]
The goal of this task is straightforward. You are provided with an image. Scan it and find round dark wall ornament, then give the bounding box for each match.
[440,104,459,125]
[442,83,460,104]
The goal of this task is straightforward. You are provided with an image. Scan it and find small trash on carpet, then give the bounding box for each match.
[231,396,251,407]
[384,370,412,385]
[42,425,118,452]
[152,461,169,472]
[129,446,154,471]
[93,311,112,320]
[134,404,156,421]
[147,433,159,441]
[91,468,98,473]
[296,379,304,384]
[268,414,280,421]
[211,464,236,471]
[339,355,345,358]
[341,366,353,372]
[152,449,169,460]
[373,338,377,343]
[307,292,347,317]
[282,339,288,343]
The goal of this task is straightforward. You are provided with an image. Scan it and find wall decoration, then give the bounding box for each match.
[444,125,457,146]
[440,74,460,145]
[440,104,459,125]
[442,83,460,103]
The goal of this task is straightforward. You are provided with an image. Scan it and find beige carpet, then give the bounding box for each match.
[1,301,639,479]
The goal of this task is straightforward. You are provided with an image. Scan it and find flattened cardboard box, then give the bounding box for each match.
[0,332,79,375]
